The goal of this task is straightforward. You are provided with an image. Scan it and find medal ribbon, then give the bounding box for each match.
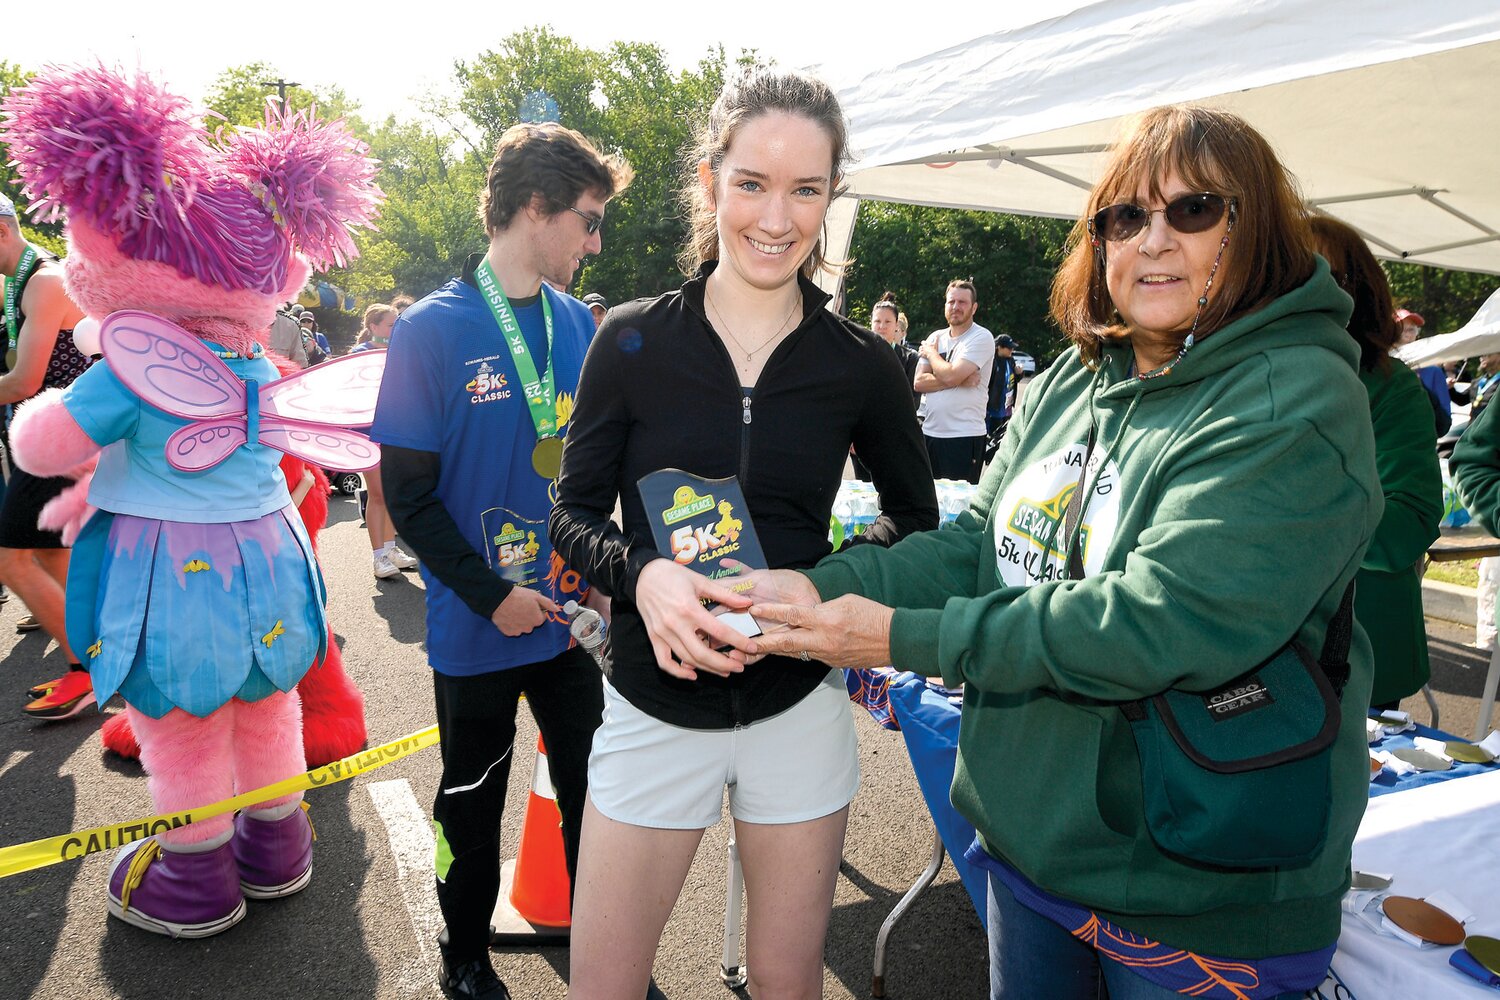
[475,259,556,439]
[4,244,40,352]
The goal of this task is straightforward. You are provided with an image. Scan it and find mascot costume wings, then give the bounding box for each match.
[0,65,382,938]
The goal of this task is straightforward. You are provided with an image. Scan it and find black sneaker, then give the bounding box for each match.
[438,956,512,1000]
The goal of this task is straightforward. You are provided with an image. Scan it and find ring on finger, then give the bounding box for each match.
[799,650,811,662]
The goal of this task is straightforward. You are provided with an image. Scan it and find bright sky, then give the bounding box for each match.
[2,1,1091,124]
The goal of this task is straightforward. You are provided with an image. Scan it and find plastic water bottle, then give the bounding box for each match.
[563,600,607,670]
[852,493,878,535]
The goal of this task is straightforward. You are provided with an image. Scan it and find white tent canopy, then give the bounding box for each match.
[1398,287,1500,367]
[820,0,1500,295]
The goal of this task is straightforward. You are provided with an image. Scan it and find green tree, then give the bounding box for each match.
[324,118,488,306]
[0,62,64,254]
[844,202,1073,362]
[203,63,365,136]
[455,28,606,149]
[577,43,730,301]
[448,30,743,307]
[1385,260,1497,335]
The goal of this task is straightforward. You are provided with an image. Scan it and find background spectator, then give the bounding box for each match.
[582,292,608,329]
[350,304,414,579]
[914,279,992,482]
[1396,308,1452,435]
[1309,215,1442,710]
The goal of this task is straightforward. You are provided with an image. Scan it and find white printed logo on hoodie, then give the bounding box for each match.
[994,442,1122,587]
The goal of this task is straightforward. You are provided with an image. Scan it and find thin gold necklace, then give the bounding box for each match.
[707,287,801,364]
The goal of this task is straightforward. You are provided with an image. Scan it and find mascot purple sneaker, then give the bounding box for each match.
[0,65,382,938]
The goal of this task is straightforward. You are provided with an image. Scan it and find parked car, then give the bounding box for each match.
[1012,350,1037,375]
[327,470,363,495]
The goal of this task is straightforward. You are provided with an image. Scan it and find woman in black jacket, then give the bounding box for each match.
[550,68,936,998]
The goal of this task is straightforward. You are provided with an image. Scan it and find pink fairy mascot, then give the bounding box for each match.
[0,65,382,938]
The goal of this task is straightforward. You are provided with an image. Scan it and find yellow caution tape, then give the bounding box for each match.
[0,724,440,880]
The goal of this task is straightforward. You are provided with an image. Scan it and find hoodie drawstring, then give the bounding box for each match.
[1040,362,1143,574]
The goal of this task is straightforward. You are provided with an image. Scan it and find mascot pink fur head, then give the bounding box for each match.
[0,65,380,350]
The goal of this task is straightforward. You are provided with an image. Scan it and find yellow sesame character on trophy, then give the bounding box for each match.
[714,500,743,543]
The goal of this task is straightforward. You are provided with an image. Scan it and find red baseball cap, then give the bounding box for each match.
[1395,308,1426,326]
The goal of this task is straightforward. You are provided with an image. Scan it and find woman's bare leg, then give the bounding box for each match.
[567,797,705,999]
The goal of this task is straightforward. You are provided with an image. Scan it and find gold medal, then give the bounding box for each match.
[531,437,565,479]
[1392,747,1451,771]
[1467,936,1500,976]
[1446,741,1495,764]
[3,349,14,371]
[1382,895,1465,945]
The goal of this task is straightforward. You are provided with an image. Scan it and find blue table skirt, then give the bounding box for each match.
[844,670,1500,928]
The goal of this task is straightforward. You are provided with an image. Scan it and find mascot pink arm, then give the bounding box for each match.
[11,388,101,475]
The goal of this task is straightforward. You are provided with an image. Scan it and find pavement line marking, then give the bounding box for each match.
[368,778,442,988]
[0,751,29,782]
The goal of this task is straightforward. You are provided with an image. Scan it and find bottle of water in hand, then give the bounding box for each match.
[563,600,607,671]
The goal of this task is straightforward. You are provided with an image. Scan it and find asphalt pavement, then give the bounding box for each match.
[0,494,986,1000]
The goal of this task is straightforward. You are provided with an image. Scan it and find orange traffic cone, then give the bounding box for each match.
[491,735,571,943]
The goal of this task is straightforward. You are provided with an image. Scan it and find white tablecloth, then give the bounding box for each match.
[1331,769,1500,998]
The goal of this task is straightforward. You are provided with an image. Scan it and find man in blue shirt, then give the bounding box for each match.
[1397,308,1453,436]
[372,123,632,1000]
[983,333,1020,463]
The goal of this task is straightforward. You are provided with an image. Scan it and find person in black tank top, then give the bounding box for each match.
[0,199,94,720]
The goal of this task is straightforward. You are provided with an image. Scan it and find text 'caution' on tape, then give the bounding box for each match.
[0,725,439,880]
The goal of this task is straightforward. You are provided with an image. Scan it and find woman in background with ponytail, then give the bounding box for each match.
[853,292,920,479]
[351,303,415,578]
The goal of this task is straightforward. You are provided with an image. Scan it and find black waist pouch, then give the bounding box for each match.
[1120,637,1343,869]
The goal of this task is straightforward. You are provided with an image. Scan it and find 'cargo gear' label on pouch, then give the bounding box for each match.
[1202,674,1276,721]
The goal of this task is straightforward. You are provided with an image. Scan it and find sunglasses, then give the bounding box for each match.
[1089,193,1233,244]
[565,206,604,235]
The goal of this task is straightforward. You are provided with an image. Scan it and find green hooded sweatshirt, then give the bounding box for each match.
[807,262,1383,958]
[1355,363,1441,706]
[1451,388,1500,532]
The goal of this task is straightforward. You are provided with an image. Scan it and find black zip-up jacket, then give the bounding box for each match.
[549,263,938,729]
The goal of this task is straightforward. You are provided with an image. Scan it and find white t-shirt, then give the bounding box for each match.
[918,323,993,438]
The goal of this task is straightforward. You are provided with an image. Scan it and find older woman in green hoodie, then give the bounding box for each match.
[748,106,1382,999]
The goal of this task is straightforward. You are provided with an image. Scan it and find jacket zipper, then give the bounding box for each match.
[740,391,753,490]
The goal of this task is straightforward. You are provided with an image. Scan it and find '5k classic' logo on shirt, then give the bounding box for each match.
[464,357,511,404]
[994,442,1121,587]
